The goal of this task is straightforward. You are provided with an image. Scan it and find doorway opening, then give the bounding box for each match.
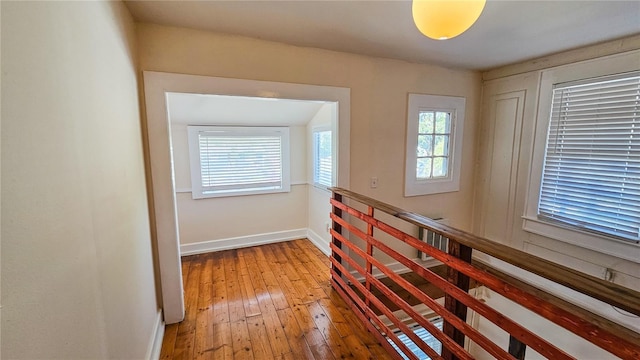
[143,72,350,323]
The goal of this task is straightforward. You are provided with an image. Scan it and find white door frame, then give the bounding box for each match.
[142,71,351,323]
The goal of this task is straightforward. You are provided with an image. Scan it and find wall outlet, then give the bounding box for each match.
[370,177,378,188]
[326,222,331,233]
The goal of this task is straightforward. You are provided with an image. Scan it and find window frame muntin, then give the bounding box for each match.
[416,110,453,180]
[405,93,465,197]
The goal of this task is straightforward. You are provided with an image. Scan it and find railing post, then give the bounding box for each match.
[442,240,472,360]
[364,206,374,311]
[509,335,527,360]
[331,191,343,277]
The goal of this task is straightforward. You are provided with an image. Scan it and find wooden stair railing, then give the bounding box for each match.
[329,188,640,360]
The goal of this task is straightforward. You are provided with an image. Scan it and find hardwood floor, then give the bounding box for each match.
[160,239,392,359]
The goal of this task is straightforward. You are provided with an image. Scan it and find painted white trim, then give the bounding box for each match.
[175,182,307,193]
[523,217,639,264]
[483,34,640,81]
[180,229,308,256]
[307,228,331,256]
[349,258,442,282]
[145,310,165,360]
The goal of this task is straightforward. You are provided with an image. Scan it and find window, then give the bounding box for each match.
[387,318,443,360]
[538,72,640,243]
[313,128,332,188]
[524,52,640,262]
[416,111,451,179]
[405,94,465,196]
[187,126,290,199]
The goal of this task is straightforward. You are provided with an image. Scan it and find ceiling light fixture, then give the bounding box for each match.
[412,0,486,40]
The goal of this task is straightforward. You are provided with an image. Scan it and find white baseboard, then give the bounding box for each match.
[146,310,165,360]
[307,228,331,256]
[180,228,308,256]
[349,257,442,282]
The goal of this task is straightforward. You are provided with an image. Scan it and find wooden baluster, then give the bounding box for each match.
[331,192,343,278]
[364,206,374,312]
[442,239,472,360]
[509,335,526,360]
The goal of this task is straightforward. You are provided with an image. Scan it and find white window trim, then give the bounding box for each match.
[187,125,291,199]
[312,125,333,190]
[524,51,640,263]
[405,94,465,197]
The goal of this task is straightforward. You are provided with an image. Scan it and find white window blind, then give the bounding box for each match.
[539,72,640,243]
[313,129,332,188]
[187,126,290,199]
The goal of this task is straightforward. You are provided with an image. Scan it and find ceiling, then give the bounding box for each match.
[125,0,640,70]
[167,92,327,126]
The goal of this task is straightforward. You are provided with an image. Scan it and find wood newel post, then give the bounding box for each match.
[442,239,472,360]
[364,206,374,310]
[331,192,343,278]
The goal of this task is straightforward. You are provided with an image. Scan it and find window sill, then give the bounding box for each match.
[311,183,332,193]
[194,187,290,199]
[176,182,308,195]
[522,216,640,264]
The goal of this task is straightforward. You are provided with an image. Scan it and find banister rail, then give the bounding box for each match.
[329,187,640,360]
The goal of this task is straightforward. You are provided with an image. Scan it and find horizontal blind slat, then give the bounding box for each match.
[313,130,332,187]
[539,72,640,242]
[198,132,284,191]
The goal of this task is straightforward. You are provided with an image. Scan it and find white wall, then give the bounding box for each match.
[1,2,160,358]
[170,123,308,246]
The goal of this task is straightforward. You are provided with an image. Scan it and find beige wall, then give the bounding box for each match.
[137,24,482,246]
[171,124,308,245]
[1,2,159,358]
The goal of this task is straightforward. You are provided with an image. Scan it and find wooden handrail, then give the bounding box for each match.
[329,187,640,360]
[331,187,640,316]
[472,260,640,347]
[331,212,572,360]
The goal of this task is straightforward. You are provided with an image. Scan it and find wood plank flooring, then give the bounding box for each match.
[160,239,392,360]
